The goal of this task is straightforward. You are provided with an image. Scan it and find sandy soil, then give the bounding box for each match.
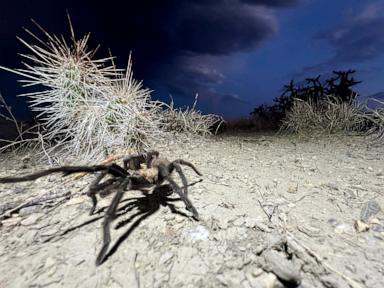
[0,134,383,288]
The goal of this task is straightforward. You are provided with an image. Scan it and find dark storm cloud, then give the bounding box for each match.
[317,3,384,63]
[0,0,281,66]
[174,4,277,55]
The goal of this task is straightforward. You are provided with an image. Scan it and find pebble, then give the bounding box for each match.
[354,220,369,233]
[252,268,264,277]
[360,200,381,223]
[19,206,42,216]
[1,217,21,227]
[21,213,43,226]
[264,250,301,287]
[257,273,280,288]
[253,244,267,255]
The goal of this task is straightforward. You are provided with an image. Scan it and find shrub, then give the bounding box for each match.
[362,99,384,142]
[280,96,368,136]
[160,94,224,136]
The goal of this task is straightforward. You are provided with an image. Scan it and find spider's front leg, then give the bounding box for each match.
[165,175,199,220]
[96,177,132,266]
[170,160,202,197]
[87,164,129,215]
[87,170,108,215]
[123,154,146,170]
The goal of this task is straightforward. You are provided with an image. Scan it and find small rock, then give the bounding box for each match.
[252,268,264,277]
[264,250,301,287]
[259,273,280,288]
[1,217,21,227]
[21,213,43,226]
[360,200,381,223]
[254,244,267,255]
[369,218,381,225]
[287,184,298,194]
[19,205,42,216]
[354,220,369,233]
[371,224,384,232]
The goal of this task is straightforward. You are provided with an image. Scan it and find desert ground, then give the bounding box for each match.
[0,133,383,288]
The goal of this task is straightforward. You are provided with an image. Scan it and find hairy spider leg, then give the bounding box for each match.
[123,154,146,170]
[87,164,130,215]
[0,165,109,183]
[170,162,189,196]
[145,150,160,168]
[163,173,199,220]
[88,170,108,215]
[172,159,203,177]
[96,177,132,266]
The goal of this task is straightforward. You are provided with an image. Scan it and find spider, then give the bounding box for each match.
[0,150,202,265]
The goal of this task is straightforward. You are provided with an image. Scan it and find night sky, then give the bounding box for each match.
[1,0,384,120]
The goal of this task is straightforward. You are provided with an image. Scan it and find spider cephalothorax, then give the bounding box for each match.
[0,150,202,265]
[124,150,201,218]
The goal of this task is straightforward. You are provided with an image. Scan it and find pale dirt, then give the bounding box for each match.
[0,134,383,288]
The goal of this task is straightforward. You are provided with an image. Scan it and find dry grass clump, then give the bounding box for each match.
[281,96,368,136]
[0,18,162,164]
[160,94,224,136]
[363,99,384,142]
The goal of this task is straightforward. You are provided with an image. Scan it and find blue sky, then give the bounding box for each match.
[1,0,383,120]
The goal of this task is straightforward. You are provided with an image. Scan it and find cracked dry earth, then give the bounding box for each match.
[0,134,383,288]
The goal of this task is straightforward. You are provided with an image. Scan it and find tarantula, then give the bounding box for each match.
[0,150,202,265]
